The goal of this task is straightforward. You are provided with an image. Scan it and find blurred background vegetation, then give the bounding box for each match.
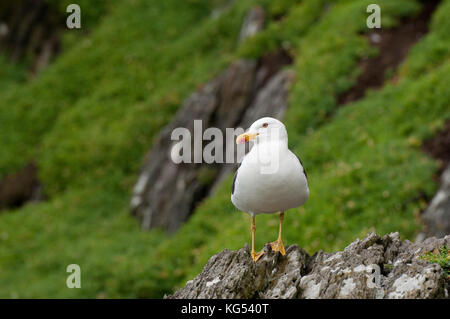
[0,0,449,298]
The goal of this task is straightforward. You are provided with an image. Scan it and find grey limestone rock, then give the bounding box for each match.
[167,232,449,299]
[421,164,450,239]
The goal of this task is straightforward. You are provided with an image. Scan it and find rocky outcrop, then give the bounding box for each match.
[419,120,450,240]
[421,164,450,239]
[130,7,294,232]
[167,232,449,299]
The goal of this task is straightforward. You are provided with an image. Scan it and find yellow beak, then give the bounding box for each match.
[236,132,258,144]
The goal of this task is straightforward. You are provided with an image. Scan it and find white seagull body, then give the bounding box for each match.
[231,143,308,214]
[230,117,309,261]
[231,118,309,215]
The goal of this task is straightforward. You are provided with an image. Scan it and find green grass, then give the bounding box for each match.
[0,54,27,93]
[0,0,449,298]
[0,185,165,298]
[421,246,450,277]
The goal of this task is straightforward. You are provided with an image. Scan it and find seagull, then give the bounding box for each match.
[231,117,309,262]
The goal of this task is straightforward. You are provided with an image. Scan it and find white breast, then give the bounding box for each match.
[231,143,309,215]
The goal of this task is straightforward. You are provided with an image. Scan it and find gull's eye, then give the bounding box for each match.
[262,123,268,128]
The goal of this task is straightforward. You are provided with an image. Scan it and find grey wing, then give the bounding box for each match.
[294,153,307,179]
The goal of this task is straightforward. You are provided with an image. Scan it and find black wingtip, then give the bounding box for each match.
[232,169,238,195]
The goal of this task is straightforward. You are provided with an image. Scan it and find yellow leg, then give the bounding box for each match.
[251,216,264,262]
[270,212,286,255]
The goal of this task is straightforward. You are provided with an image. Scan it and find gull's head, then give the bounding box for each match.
[236,117,287,145]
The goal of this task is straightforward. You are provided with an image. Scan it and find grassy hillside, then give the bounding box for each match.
[0,54,26,93]
[0,0,449,298]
